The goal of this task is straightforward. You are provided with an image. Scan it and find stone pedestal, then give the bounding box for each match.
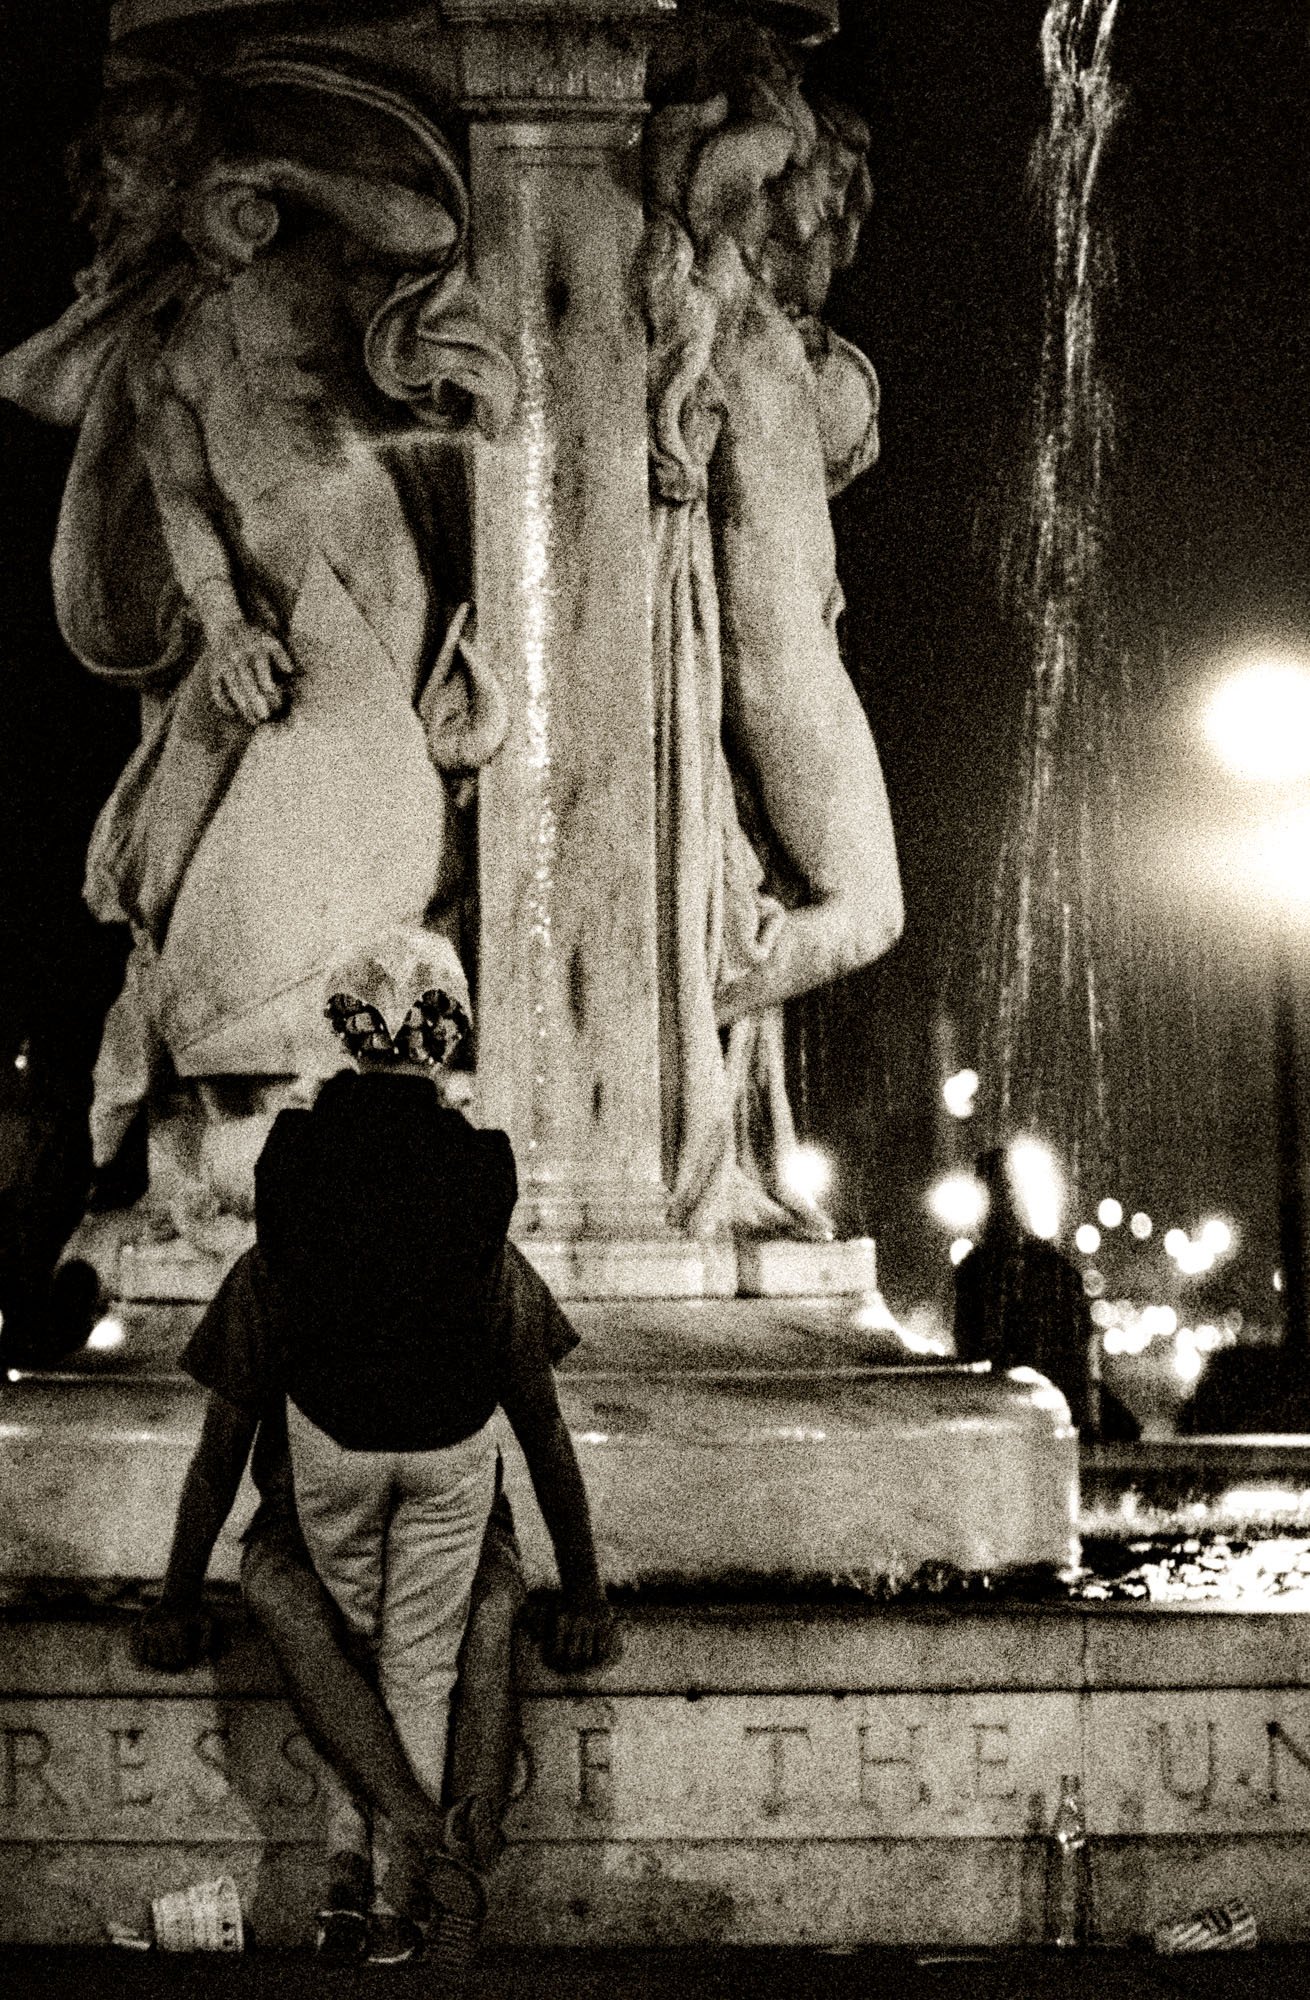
[462,19,701,1291]
[0,1307,1078,1585]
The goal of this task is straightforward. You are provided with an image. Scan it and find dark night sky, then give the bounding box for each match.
[1,0,1308,1313]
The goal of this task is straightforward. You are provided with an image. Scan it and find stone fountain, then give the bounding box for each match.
[0,0,1087,1947]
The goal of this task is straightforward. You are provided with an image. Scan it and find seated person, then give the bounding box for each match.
[954,1144,1097,1431]
[139,928,617,1972]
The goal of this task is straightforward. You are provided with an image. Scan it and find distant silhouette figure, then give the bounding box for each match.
[953,1146,1101,1432]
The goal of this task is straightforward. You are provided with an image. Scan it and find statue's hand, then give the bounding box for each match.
[207,620,297,726]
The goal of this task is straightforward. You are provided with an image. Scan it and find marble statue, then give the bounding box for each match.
[0,62,515,1239]
[2,20,901,1268]
[642,24,903,1235]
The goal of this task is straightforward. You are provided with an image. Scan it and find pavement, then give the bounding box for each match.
[4,1948,1310,2000]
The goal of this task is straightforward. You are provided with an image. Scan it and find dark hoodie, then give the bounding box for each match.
[255,1069,518,1451]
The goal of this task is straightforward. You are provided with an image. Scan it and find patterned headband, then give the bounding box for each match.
[325,987,471,1069]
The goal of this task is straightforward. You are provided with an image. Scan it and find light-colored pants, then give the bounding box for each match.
[286,1401,498,1886]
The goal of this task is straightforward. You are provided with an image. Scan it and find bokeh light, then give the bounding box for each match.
[1074,1223,1101,1255]
[1204,659,1310,782]
[942,1069,980,1119]
[780,1144,832,1206]
[1097,1198,1123,1229]
[930,1172,986,1232]
[1129,1211,1153,1240]
[1008,1136,1062,1240]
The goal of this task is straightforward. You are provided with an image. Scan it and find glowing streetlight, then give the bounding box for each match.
[1204,659,1310,782]
[1203,655,1310,1374]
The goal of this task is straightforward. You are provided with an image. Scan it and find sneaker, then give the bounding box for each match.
[314,1908,368,1962]
[426,1853,488,1993]
[366,1912,425,1965]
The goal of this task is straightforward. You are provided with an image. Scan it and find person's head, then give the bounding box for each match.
[974,1145,1023,1236]
[323,925,472,1103]
[68,75,219,291]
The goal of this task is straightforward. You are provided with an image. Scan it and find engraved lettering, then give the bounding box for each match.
[1267,1719,1310,1804]
[972,1723,1017,1800]
[576,1727,612,1818]
[858,1722,930,1811]
[1155,1720,1216,1807]
[190,1727,231,1808]
[2,1728,63,1810]
[272,1731,320,1812]
[745,1725,810,1819]
[109,1728,153,1807]
[510,1739,534,1803]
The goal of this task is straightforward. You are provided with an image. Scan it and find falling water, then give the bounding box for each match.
[985,0,1127,1192]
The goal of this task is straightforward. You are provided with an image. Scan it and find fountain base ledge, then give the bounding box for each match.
[4,1592,1310,1945]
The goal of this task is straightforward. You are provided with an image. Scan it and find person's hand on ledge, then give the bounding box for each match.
[527,1591,622,1674]
[134,1599,216,1673]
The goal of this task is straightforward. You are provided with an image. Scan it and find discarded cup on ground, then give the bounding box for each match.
[1152,1900,1258,1954]
[151,1876,244,1952]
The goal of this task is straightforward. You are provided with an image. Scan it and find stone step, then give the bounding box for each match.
[5,1596,1310,1945]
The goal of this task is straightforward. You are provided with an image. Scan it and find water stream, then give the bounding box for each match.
[985,0,1126,1194]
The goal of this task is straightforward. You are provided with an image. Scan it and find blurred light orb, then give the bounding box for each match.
[1163,1228,1188,1258]
[1173,1339,1205,1385]
[1176,1240,1215,1276]
[1129,1211,1153,1240]
[1199,1217,1234,1256]
[1143,1304,1178,1336]
[942,1068,980,1119]
[1007,1136,1062,1240]
[1074,1223,1101,1255]
[1097,1198,1123,1229]
[781,1144,832,1206]
[87,1317,125,1353]
[1082,1267,1106,1297]
[1275,1270,1285,1293]
[948,1236,975,1267]
[930,1172,986,1232]
[1255,805,1310,908]
[1091,1299,1115,1327]
[1204,659,1310,782]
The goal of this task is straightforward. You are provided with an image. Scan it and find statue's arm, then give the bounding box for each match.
[239,157,459,265]
[127,339,295,726]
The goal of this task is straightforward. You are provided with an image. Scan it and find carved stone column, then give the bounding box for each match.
[458,13,729,1295]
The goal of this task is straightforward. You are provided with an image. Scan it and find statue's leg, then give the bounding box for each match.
[710,288,904,1026]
